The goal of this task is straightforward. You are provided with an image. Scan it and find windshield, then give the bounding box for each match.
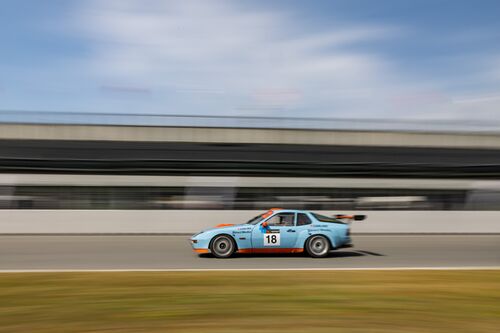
[246,215,265,225]
[311,213,344,223]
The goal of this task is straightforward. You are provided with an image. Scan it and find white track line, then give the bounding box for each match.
[0,266,499,273]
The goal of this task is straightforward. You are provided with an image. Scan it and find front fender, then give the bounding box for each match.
[191,225,254,252]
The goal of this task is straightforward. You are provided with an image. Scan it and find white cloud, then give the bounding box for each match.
[70,0,500,121]
[72,0,402,117]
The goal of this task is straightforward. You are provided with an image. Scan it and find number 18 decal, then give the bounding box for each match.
[264,233,280,246]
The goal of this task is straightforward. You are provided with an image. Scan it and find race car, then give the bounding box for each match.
[190,208,365,258]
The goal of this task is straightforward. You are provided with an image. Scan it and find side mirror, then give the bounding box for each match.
[261,221,269,228]
[354,215,366,221]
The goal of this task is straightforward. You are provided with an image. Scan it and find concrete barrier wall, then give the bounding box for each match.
[0,210,499,234]
[3,123,500,149]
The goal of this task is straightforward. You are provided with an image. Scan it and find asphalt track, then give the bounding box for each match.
[0,235,499,271]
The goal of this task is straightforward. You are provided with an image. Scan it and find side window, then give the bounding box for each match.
[266,213,295,226]
[297,213,312,226]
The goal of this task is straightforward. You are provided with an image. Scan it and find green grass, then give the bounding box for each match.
[0,270,499,333]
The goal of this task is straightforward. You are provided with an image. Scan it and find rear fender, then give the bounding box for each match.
[295,229,337,249]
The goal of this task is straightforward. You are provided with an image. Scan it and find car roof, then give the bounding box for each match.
[260,208,313,219]
[267,209,310,214]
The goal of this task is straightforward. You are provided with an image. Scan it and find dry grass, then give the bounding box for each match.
[0,270,499,332]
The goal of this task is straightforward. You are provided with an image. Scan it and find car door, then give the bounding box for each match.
[251,212,298,250]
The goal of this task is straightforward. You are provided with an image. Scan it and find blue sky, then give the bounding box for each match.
[1,0,500,121]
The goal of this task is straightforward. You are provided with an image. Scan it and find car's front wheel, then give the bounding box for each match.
[306,235,330,258]
[210,235,236,258]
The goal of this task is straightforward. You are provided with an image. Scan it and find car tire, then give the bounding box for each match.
[210,235,236,258]
[306,235,330,258]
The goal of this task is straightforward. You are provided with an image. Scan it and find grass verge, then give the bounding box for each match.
[0,270,499,333]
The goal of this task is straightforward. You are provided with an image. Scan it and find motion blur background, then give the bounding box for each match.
[2,3,500,332]
[1,0,500,234]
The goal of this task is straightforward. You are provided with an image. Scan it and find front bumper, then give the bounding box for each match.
[190,237,211,254]
[193,248,210,254]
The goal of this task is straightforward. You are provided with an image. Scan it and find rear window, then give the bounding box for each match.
[311,213,344,223]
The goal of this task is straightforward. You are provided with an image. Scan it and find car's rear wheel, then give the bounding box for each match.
[306,235,330,258]
[210,235,236,258]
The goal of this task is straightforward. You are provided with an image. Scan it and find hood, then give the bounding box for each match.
[201,223,251,234]
[215,223,235,228]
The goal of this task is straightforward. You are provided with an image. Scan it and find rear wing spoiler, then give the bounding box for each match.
[334,214,366,221]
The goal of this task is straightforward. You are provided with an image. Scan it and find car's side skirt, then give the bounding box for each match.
[238,248,304,254]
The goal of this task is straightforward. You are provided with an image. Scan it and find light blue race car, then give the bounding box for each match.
[190,208,365,258]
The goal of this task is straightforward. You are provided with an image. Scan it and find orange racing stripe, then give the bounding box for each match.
[215,223,235,228]
[237,248,303,254]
